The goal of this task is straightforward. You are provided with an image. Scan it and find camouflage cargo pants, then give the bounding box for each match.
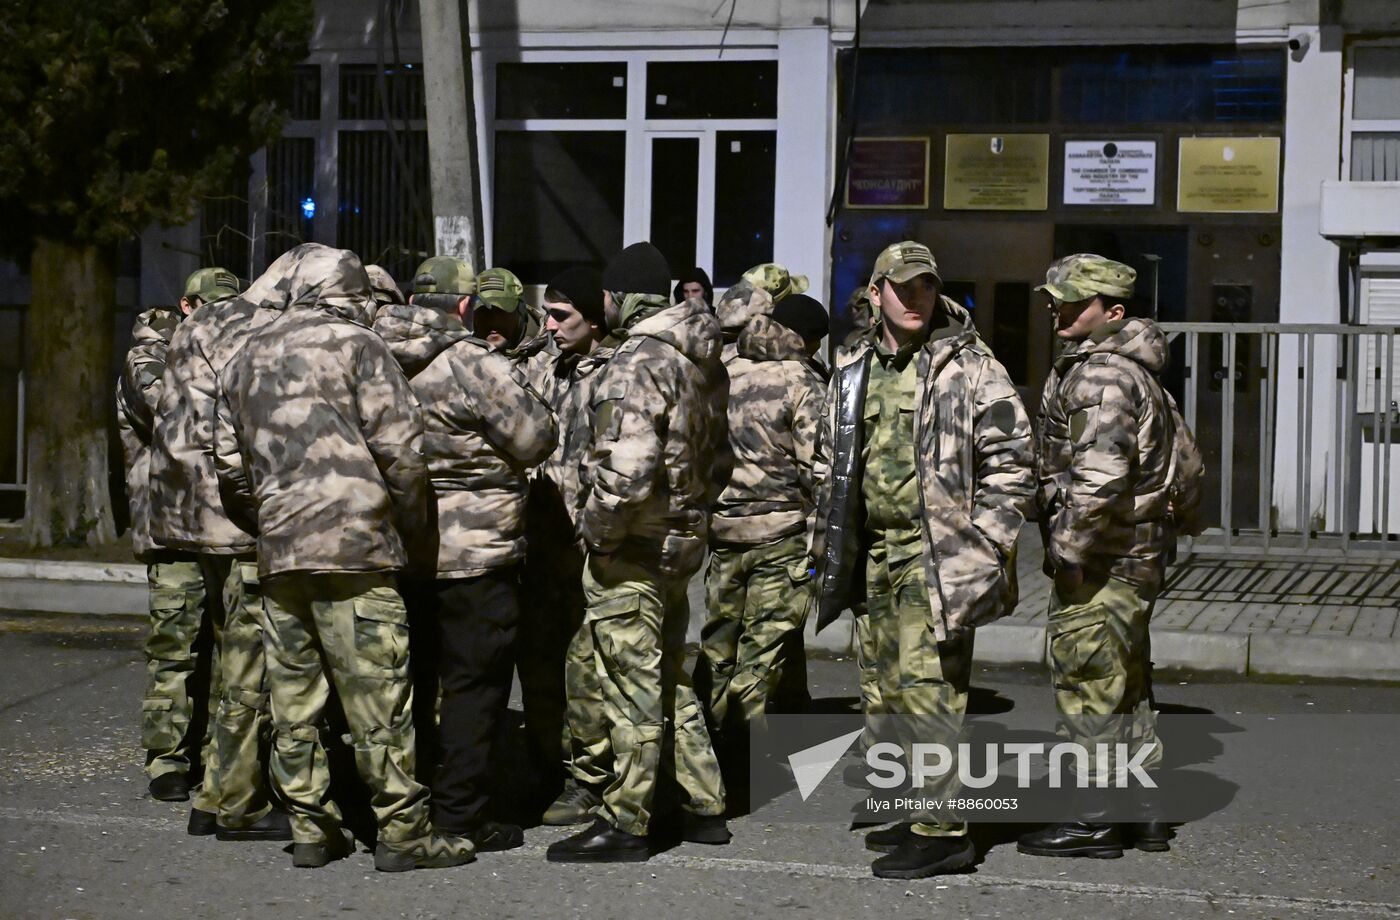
[866,549,973,838]
[583,550,725,837]
[1047,573,1162,781]
[210,560,274,828]
[262,572,432,846]
[852,608,883,753]
[697,533,812,728]
[142,555,216,782]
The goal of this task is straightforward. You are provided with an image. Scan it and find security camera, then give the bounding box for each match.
[1289,33,1311,60]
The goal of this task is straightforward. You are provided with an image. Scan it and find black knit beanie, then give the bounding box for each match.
[602,242,672,297]
[546,266,606,326]
[771,293,829,343]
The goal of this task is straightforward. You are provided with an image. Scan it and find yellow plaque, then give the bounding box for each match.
[943,134,1049,211]
[1177,137,1280,213]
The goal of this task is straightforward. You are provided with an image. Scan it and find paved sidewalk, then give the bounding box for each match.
[3,531,1399,680]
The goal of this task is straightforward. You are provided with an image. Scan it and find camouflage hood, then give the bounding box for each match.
[372,300,472,377]
[132,307,181,350]
[847,295,983,373]
[502,300,554,360]
[715,280,774,335]
[1067,317,1168,375]
[736,314,807,362]
[276,247,376,326]
[625,296,722,370]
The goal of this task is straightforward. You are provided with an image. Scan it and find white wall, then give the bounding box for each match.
[1272,23,1344,530]
[773,28,835,302]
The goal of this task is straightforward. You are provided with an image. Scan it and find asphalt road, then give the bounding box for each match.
[2,611,1398,920]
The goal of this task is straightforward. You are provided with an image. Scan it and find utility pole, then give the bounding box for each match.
[418,0,486,269]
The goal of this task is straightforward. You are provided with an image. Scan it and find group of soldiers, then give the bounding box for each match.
[115,235,1200,879]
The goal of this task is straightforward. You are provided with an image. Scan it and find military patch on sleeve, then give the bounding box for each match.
[986,399,1018,435]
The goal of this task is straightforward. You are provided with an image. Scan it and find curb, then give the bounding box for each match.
[4,556,1398,683]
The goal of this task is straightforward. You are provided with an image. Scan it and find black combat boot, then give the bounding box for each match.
[546,817,650,863]
[1127,820,1173,852]
[871,832,977,879]
[148,773,190,802]
[681,812,731,845]
[1017,822,1124,859]
[187,808,217,837]
[864,822,915,854]
[216,807,293,841]
[462,820,524,852]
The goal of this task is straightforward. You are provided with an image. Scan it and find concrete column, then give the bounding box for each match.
[773,28,834,303]
[1272,24,1343,530]
[419,0,485,267]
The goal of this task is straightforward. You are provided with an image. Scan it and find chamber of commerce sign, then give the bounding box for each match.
[845,137,930,209]
[1063,140,1156,206]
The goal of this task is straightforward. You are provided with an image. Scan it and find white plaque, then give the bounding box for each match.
[1063,140,1156,206]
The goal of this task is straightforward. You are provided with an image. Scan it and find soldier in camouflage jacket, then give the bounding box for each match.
[548,242,729,861]
[1018,254,1191,861]
[214,248,471,871]
[811,241,1033,879]
[697,293,826,737]
[392,285,555,851]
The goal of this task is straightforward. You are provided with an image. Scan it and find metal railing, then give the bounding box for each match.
[1163,322,1400,559]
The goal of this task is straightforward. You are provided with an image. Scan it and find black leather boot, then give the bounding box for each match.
[148,773,190,802]
[187,808,217,837]
[1017,822,1124,859]
[216,808,293,841]
[546,817,651,863]
[291,830,355,869]
[1127,820,1172,852]
[864,822,915,854]
[681,813,731,845]
[871,832,977,879]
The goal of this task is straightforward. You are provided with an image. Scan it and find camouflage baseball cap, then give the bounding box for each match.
[741,263,809,302]
[1037,253,1136,303]
[475,267,525,312]
[868,241,942,290]
[412,256,476,296]
[183,267,240,303]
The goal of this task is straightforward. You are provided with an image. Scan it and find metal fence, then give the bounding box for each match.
[1163,322,1400,559]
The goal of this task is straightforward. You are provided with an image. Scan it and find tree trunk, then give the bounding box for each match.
[22,237,118,547]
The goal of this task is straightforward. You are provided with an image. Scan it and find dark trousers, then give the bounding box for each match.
[418,566,521,834]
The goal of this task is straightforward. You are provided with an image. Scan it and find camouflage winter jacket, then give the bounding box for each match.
[536,345,615,526]
[711,314,824,545]
[115,307,181,561]
[1036,318,1179,588]
[411,337,556,579]
[148,243,329,555]
[812,298,1035,639]
[213,249,428,578]
[372,299,472,378]
[579,295,730,578]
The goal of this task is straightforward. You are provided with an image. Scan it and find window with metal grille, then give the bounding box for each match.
[339,63,426,120]
[263,137,317,267]
[199,160,251,281]
[287,65,321,121]
[337,130,433,282]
